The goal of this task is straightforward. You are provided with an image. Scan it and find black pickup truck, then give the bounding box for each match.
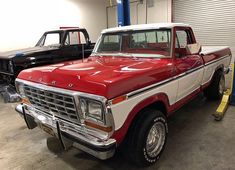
[0,28,94,85]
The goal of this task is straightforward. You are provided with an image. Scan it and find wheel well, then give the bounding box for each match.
[215,65,224,73]
[132,100,167,125]
[132,101,167,124]
[147,101,167,117]
[128,101,167,131]
[122,101,167,146]
[211,66,224,81]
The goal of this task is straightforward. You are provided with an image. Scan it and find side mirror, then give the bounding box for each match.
[86,40,91,46]
[186,43,201,55]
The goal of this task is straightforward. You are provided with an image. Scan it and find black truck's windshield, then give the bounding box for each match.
[37,32,61,47]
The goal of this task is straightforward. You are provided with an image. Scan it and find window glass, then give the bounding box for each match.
[103,35,119,43]
[65,31,86,45]
[146,31,156,43]
[98,35,120,52]
[157,31,169,43]
[96,29,172,57]
[80,32,86,44]
[176,30,187,48]
[44,33,60,46]
[132,33,146,43]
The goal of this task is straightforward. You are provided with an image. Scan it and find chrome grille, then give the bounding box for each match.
[24,84,79,124]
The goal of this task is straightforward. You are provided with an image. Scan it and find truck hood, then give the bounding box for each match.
[18,56,174,99]
[0,46,59,59]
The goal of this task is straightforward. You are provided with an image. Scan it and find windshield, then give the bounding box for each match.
[94,29,172,58]
[36,32,61,47]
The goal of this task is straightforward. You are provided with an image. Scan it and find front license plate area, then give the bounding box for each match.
[40,124,55,137]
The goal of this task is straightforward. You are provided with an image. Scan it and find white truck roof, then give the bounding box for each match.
[102,23,190,34]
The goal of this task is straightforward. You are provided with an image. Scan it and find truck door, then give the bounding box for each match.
[174,28,204,101]
[58,30,91,62]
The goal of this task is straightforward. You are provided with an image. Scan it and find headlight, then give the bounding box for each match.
[15,81,25,97]
[80,97,104,122]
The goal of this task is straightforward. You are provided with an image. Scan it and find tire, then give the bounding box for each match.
[125,108,168,166]
[204,70,225,100]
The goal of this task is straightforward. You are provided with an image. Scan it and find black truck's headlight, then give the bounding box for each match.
[15,81,25,97]
[80,97,104,122]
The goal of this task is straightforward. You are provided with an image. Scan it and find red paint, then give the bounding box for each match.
[112,93,170,145]
[18,56,175,99]
[202,48,231,64]
[174,55,204,74]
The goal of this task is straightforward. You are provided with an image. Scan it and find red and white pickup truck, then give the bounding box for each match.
[15,23,232,166]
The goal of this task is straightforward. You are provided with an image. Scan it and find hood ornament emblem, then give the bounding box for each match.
[39,78,43,82]
[77,75,81,80]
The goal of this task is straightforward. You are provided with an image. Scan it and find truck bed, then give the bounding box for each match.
[201,46,230,55]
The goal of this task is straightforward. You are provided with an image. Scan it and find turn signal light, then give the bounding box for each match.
[21,98,31,105]
[84,120,113,133]
[111,95,127,105]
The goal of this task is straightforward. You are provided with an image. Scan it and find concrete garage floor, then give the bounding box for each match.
[0,95,235,170]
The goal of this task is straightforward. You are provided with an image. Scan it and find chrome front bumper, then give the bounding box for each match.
[15,104,116,160]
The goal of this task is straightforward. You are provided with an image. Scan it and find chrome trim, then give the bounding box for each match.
[15,78,107,102]
[16,78,114,126]
[19,104,116,160]
[15,104,24,118]
[15,79,115,137]
[23,84,79,124]
[73,142,115,160]
[146,121,166,158]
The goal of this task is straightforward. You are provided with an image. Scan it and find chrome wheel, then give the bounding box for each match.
[219,76,225,95]
[146,122,166,158]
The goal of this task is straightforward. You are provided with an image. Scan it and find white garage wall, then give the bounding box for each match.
[0,0,107,52]
[107,0,172,28]
[173,0,235,60]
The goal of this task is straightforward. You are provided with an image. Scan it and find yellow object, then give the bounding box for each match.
[214,63,234,120]
[214,89,231,120]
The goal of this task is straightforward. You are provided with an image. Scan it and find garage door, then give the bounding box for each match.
[173,0,235,60]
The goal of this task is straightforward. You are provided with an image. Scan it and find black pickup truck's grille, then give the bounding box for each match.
[24,85,80,124]
[0,59,10,73]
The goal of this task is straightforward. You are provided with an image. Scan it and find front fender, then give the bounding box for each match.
[111,93,170,145]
